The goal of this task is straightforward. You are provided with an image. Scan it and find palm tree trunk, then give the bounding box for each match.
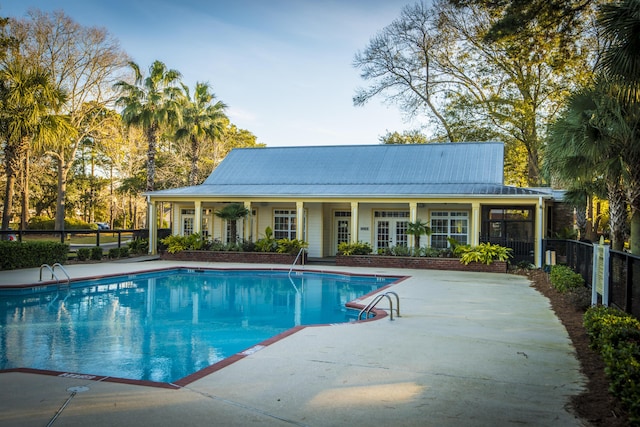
[21,151,29,230]
[608,181,627,251]
[189,136,199,186]
[54,157,67,231]
[146,125,158,192]
[2,174,16,233]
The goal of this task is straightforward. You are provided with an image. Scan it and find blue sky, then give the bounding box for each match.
[2,0,422,147]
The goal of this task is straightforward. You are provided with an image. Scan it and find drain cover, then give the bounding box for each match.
[67,386,90,393]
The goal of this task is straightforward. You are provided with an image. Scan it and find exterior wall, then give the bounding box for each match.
[150,196,550,267]
[305,203,323,257]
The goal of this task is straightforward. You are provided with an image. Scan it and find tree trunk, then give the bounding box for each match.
[1,174,16,233]
[146,125,158,192]
[607,181,627,252]
[54,157,67,231]
[630,210,640,255]
[189,135,199,186]
[20,151,29,231]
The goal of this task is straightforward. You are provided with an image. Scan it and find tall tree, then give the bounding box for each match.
[0,61,70,233]
[175,82,227,186]
[115,60,184,193]
[546,86,628,250]
[353,0,593,186]
[9,10,128,230]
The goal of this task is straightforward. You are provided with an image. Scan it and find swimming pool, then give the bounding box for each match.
[0,268,398,384]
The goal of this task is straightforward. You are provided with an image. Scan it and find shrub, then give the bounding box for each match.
[338,241,373,255]
[276,238,308,255]
[390,245,411,256]
[77,248,91,261]
[0,241,69,270]
[550,265,585,293]
[119,247,130,258]
[90,247,103,260]
[160,233,207,253]
[583,306,640,422]
[108,248,120,259]
[255,227,278,252]
[458,242,512,265]
[26,216,95,230]
[421,247,441,257]
[128,238,149,255]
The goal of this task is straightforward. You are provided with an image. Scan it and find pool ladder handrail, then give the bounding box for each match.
[288,247,306,277]
[39,263,71,288]
[358,291,400,321]
[287,248,306,293]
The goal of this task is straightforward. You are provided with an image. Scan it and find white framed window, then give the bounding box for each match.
[430,211,469,249]
[274,209,296,239]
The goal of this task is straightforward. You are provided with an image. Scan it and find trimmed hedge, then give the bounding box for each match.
[0,241,69,270]
[584,306,640,423]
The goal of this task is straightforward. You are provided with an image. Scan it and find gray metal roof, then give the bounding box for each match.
[204,143,505,186]
[148,143,551,198]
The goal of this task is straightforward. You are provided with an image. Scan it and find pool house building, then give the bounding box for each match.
[145,142,566,267]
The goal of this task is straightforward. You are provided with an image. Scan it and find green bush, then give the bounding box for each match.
[276,238,308,255]
[127,238,148,255]
[458,242,512,265]
[27,216,95,230]
[254,227,277,252]
[119,247,130,258]
[583,306,640,423]
[550,265,585,293]
[90,247,103,260]
[0,241,69,270]
[160,233,209,253]
[337,241,373,255]
[108,248,120,259]
[76,248,91,261]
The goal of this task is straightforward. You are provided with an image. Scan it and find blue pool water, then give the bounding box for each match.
[0,269,397,383]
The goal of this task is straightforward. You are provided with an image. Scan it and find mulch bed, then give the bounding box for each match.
[525,269,630,426]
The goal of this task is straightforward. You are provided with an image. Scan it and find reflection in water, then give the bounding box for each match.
[0,271,393,382]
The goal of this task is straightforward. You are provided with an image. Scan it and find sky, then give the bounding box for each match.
[1,0,423,147]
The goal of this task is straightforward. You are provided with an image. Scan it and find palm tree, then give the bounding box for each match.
[545,85,628,251]
[175,82,227,186]
[215,203,250,243]
[0,62,69,234]
[406,220,431,252]
[115,60,184,192]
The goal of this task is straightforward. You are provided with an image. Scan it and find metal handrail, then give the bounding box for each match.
[288,247,306,277]
[52,263,71,287]
[357,291,399,321]
[39,264,59,283]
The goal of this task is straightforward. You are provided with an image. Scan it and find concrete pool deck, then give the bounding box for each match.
[0,260,587,426]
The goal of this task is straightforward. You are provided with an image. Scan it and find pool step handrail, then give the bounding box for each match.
[52,263,71,287]
[288,247,306,277]
[39,263,71,288]
[358,291,401,321]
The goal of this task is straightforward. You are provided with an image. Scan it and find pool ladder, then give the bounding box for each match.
[358,291,400,321]
[39,263,71,289]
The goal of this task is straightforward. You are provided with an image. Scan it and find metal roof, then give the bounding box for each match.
[148,143,551,198]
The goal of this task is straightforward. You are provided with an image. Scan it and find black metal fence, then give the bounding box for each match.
[543,239,640,318]
[0,229,171,249]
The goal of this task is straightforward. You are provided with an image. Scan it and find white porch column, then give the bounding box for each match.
[296,201,305,241]
[471,202,480,246]
[172,204,180,235]
[244,201,252,241]
[409,202,418,248]
[148,197,157,255]
[350,201,359,243]
[194,200,202,235]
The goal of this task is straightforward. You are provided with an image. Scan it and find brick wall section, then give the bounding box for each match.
[336,255,507,273]
[160,251,303,265]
